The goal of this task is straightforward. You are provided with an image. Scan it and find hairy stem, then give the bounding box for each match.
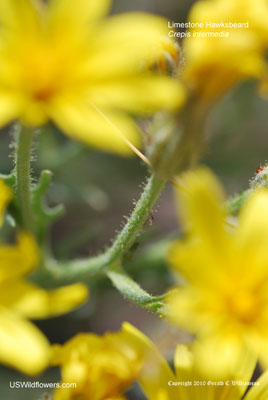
[106,174,165,263]
[15,125,35,232]
[107,265,166,316]
[45,174,166,283]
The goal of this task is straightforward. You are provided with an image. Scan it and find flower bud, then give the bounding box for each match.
[146,99,209,180]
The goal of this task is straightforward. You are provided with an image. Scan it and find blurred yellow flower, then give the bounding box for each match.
[140,344,268,400]
[183,0,268,101]
[0,179,88,375]
[0,0,184,154]
[52,322,173,400]
[52,321,268,400]
[167,168,268,375]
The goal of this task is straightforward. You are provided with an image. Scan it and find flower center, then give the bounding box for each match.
[32,85,58,102]
[21,41,71,103]
[225,290,259,325]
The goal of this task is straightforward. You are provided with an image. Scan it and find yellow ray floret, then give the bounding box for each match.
[0,0,184,154]
[156,344,267,400]
[167,168,268,375]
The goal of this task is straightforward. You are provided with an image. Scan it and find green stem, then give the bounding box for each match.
[45,174,166,283]
[106,174,165,263]
[15,125,35,232]
[107,265,166,316]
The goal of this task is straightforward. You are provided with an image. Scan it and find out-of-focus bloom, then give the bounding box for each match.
[183,0,268,101]
[53,319,268,400]
[0,179,88,375]
[167,168,268,375]
[139,344,268,400]
[51,322,174,400]
[0,0,184,154]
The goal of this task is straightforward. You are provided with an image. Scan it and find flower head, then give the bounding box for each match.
[0,179,88,375]
[52,322,173,400]
[0,0,184,154]
[183,0,268,101]
[167,168,268,374]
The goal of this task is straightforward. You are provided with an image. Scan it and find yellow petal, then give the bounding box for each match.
[122,322,175,399]
[174,344,257,400]
[86,13,171,78]
[88,76,184,113]
[0,281,88,319]
[169,169,232,291]
[193,337,245,379]
[236,189,268,269]
[50,98,141,155]
[168,239,219,285]
[176,168,228,262]
[174,345,194,377]
[245,369,268,400]
[0,0,42,33]
[233,349,258,398]
[0,93,23,128]
[0,306,50,375]
[0,233,39,283]
[0,179,12,227]
[48,0,111,28]
[178,167,225,238]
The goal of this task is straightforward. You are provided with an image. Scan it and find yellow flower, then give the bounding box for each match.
[167,168,268,375]
[0,0,184,154]
[0,180,88,375]
[139,343,268,400]
[51,322,173,400]
[51,321,268,400]
[52,319,268,400]
[183,0,268,101]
